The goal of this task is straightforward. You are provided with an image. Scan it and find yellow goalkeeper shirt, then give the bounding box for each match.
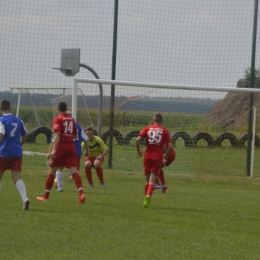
[81,136,107,157]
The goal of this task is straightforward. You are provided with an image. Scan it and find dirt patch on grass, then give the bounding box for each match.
[204,79,260,129]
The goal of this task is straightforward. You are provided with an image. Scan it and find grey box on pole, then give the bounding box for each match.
[53,48,80,76]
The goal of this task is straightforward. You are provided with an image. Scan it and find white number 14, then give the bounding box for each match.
[63,121,73,134]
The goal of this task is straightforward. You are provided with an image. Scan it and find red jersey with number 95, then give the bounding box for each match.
[53,113,77,143]
[139,124,172,161]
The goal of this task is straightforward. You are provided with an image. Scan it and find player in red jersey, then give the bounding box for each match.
[136,113,173,208]
[37,102,86,203]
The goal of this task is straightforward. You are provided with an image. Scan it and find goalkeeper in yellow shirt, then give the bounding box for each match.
[82,126,108,187]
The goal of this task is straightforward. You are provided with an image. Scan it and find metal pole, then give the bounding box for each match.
[72,78,78,121]
[250,107,256,178]
[16,92,21,117]
[108,0,119,168]
[246,0,258,176]
[79,63,103,136]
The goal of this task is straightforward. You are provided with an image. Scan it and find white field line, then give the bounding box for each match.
[23,151,47,156]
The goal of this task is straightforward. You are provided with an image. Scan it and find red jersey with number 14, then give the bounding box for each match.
[53,113,77,143]
[139,124,172,161]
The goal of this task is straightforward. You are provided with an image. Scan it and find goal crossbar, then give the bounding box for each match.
[75,78,260,93]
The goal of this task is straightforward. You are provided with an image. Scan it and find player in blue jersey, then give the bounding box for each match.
[0,99,29,210]
[47,111,89,191]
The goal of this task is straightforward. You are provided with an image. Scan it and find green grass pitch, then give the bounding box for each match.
[1,157,260,259]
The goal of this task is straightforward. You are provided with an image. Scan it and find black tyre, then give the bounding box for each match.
[171,131,193,147]
[100,129,124,144]
[237,133,260,148]
[215,132,238,147]
[124,130,141,145]
[192,132,215,147]
[27,126,52,143]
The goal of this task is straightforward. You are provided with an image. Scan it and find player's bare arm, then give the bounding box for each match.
[20,133,28,145]
[100,150,108,157]
[163,142,173,165]
[96,150,107,161]
[0,133,4,143]
[46,142,53,159]
[51,131,60,158]
[136,136,144,157]
[84,141,90,156]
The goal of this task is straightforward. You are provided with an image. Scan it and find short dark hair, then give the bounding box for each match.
[58,101,67,112]
[85,126,97,135]
[85,126,94,131]
[0,99,11,112]
[153,113,163,123]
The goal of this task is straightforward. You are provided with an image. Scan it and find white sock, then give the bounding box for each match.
[56,172,64,190]
[16,180,28,201]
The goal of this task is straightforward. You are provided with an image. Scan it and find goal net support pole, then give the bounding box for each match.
[250,106,257,178]
[16,92,21,117]
[72,78,78,121]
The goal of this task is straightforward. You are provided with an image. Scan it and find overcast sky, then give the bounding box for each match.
[0,0,259,99]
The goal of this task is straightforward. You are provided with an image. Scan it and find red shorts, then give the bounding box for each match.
[0,157,22,171]
[85,156,104,167]
[143,157,163,177]
[49,143,77,168]
[165,150,176,166]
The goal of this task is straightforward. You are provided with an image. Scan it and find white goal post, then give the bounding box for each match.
[74,78,260,94]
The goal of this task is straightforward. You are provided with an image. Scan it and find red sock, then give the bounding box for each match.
[44,174,55,198]
[147,184,154,197]
[95,167,104,183]
[72,172,84,196]
[155,178,160,185]
[85,167,93,184]
[158,169,165,186]
[144,184,149,195]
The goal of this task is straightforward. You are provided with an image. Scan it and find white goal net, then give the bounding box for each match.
[11,87,93,131]
[75,78,260,177]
